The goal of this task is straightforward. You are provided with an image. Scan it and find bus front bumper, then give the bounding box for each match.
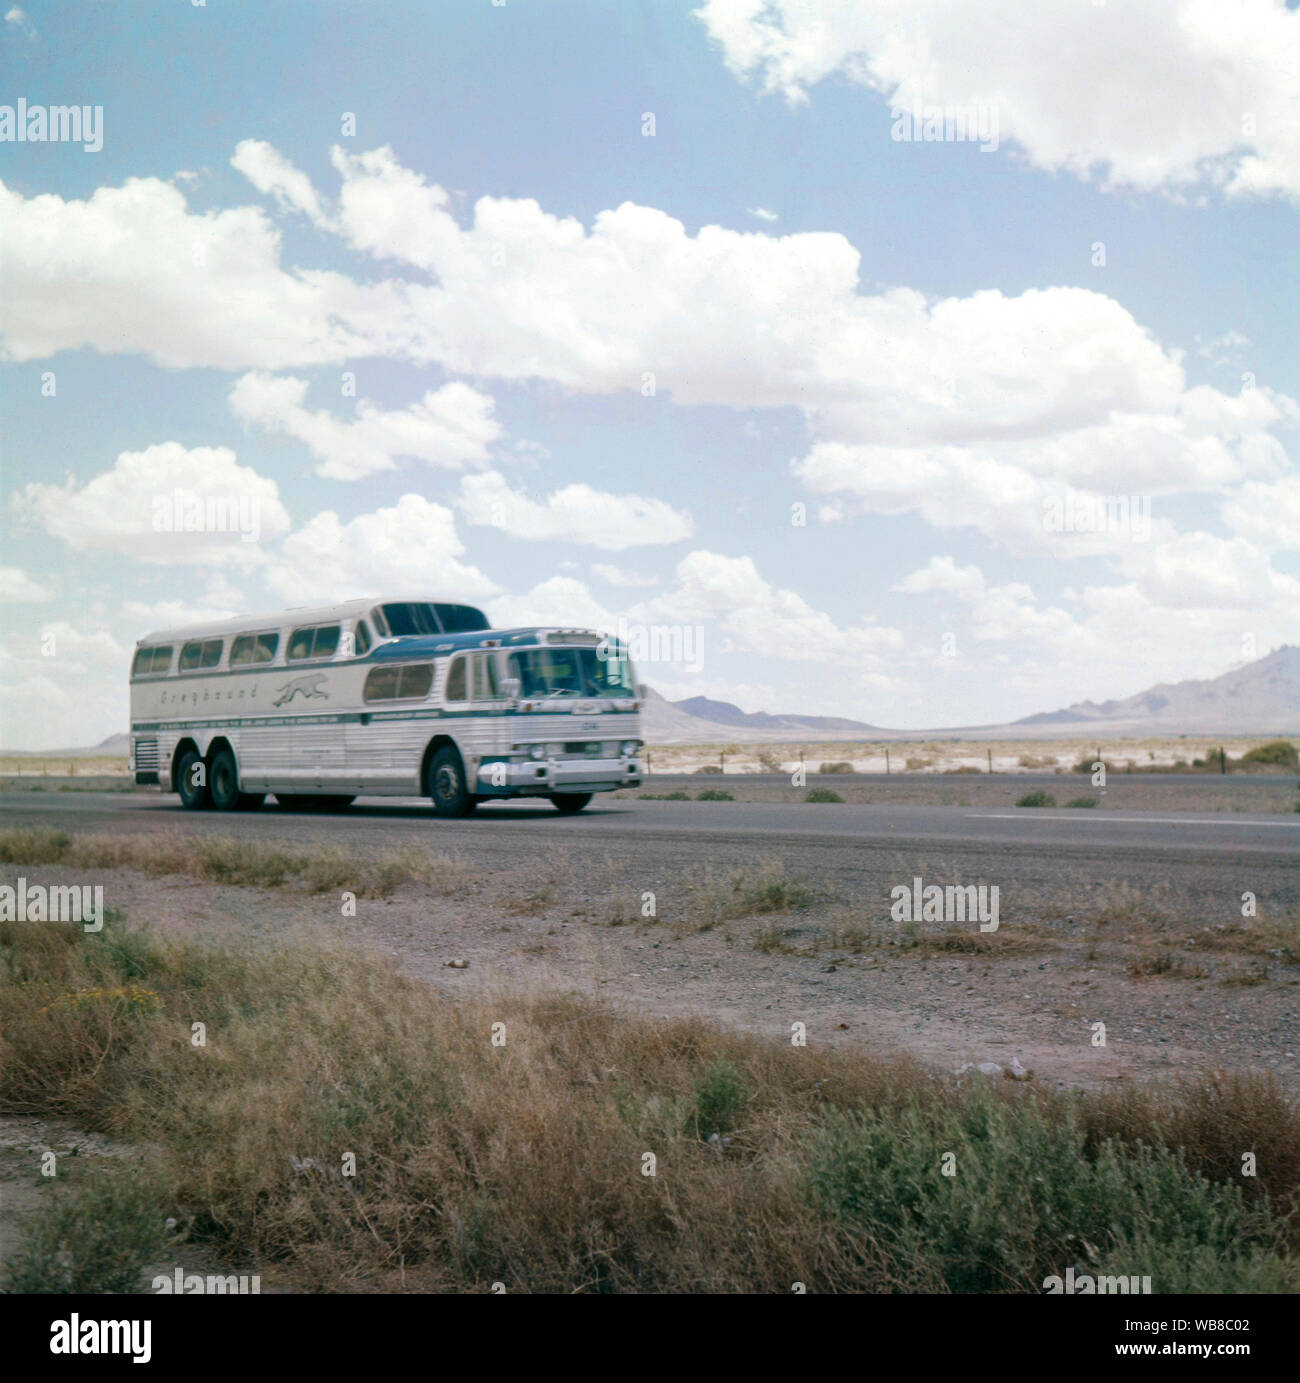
[477,757,642,796]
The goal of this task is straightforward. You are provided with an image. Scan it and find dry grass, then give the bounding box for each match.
[2,911,1297,1293]
[1185,917,1300,964]
[1127,950,1209,981]
[0,825,471,900]
[607,858,824,935]
[0,756,128,777]
[753,914,1057,959]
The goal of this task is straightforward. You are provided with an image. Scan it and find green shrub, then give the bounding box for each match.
[805,788,844,803]
[1241,741,1299,770]
[1016,791,1056,807]
[693,1061,752,1139]
[3,1167,173,1294]
[696,789,734,801]
[729,860,818,914]
[1066,796,1098,808]
[3,909,1297,1293]
[819,762,854,774]
[805,1090,1292,1293]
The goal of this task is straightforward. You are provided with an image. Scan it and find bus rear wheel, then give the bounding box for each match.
[550,793,592,814]
[176,750,210,810]
[428,747,477,818]
[210,748,261,811]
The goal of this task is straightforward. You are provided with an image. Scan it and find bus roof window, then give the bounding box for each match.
[435,603,490,633]
[380,602,440,636]
[378,602,490,636]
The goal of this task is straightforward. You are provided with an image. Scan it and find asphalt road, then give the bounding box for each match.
[3,784,1298,917]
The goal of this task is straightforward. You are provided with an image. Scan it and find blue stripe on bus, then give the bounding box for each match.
[131,708,637,732]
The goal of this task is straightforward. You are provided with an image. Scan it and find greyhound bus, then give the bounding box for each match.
[128,597,644,816]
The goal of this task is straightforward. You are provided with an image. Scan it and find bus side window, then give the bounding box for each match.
[179,640,203,671]
[313,625,340,659]
[288,628,313,661]
[444,656,467,702]
[256,633,278,663]
[152,646,173,674]
[200,639,223,669]
[364,667,398,701]
[354,620,372,656]
[398,663,433,699]
[471,653,499,700]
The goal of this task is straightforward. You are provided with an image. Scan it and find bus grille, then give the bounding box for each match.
[133,737,159,771]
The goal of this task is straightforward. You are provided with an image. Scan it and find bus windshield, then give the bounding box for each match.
[505,647,636,699]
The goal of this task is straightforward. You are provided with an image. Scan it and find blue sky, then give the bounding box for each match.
[2,0,1298,747]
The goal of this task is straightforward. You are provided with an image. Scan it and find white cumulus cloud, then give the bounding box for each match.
[457,471,693,550]
[16,443,291,566]
[229,373,503,480]
[265,494,499,606]
[695,0,1300,201]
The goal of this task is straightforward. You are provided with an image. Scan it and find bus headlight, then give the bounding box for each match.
[546,742,565,757]
[528,744,546,760]
[621,740,639,757]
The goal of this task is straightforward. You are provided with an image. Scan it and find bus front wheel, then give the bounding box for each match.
[428,747,477,818]
[550,793,592,814]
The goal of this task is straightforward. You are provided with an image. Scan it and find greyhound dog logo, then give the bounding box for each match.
[272,673,329,708]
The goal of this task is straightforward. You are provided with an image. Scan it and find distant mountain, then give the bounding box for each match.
[6,651,1296,753]
[643,645,1300,744]
[642,690,886,744]
[1012,645,1300,735]
[673,696,879,734]
[2,732,130,758]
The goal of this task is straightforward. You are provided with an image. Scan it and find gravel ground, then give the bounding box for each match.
[2,773,1297,1096]
[5,837,1295,1096]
